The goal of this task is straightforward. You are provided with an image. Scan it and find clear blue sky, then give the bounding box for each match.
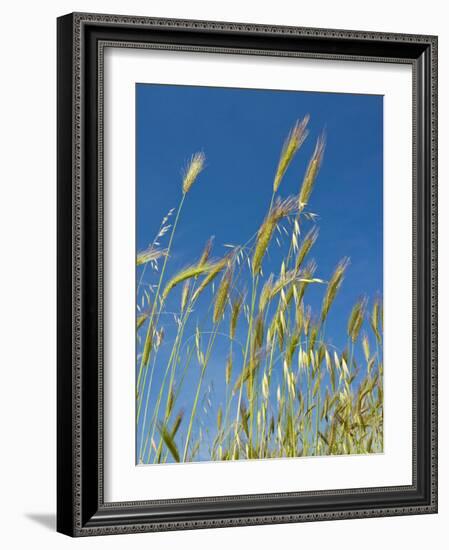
[135,83,383,462]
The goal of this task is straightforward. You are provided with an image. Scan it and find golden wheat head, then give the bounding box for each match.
[198,236,214,267]
[252,196,297,276]
[273,115,310,192]
[213,269,232,323]
[298,132,326,210]
[321,257,350,322]
[230,294,243,339]
[347,296,368,343]
[191,256,230,302]
[162,261,215,301]
[295,227,319,272]
[182,152,206,194]
[137,245,167,266]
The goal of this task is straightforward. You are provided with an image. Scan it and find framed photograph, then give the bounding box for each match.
[57,12,438,536]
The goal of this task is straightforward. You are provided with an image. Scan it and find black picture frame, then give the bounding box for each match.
[57,12,438,537]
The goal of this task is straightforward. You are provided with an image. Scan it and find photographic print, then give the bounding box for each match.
[135,84,383,465]
[57,15,437,534]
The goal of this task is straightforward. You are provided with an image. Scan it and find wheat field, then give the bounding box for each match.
[135,115,383,464]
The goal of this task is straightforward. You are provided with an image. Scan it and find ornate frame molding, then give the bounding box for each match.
[57,12,438,537]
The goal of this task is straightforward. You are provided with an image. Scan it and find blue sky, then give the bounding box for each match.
[135,83,383,462]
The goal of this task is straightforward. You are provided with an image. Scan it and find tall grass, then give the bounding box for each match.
[136,117,383,464]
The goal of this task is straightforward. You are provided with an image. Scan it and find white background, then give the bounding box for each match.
[104,49,412,501]
[0,1,445,548]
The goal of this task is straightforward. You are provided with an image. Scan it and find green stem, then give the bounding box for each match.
[137,193,186,392]
[315,390,321,455]
[182,328,219,462]
[232,273,257,458]
[248,276,260,456]
[154,299,196,462]
[137,345,160,461]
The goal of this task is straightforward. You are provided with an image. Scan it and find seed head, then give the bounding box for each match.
[230,294,243,339]
[321,258,349,322]
[182,152,205,194]
[347,296,368,343]
[273,116,309,192]
[213,268,232,323]
[198,236,214,267]
[298,133,326,210]
[252,196,296,275]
